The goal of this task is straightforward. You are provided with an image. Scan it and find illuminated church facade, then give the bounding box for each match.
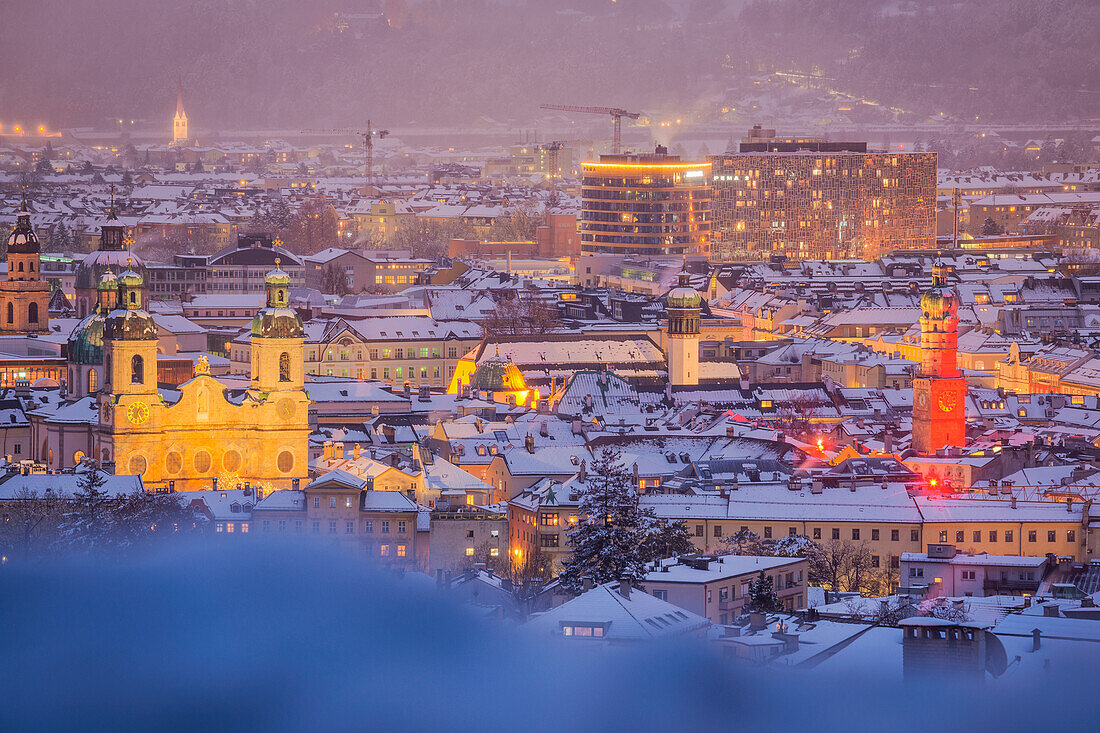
[912,261,967,454]
[31,264,310,493]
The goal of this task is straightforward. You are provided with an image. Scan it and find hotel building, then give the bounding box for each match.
[580,147,711,257]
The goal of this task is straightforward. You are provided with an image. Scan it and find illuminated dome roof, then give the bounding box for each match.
[7,195,40,255]
[251,259,304,338]
[265,263,292,286]
[67,314,106,365]
[98,269,118,291]
[118,268,143,289]
[104,268,156,341]
[250,308,305,338]
[471,353,526,392]
[920,261,959,320]
[666,269,701,309]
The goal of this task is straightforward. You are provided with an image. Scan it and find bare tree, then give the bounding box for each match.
[480,294,560,338]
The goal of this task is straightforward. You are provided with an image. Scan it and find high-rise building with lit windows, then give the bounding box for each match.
[709,134,936,261]
[580,147,711,257]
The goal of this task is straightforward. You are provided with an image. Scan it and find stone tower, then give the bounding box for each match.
[665,265,701,387]
[912,261,967,455]
[0,192,50,333]
[102,267,159,398]
[173,79,188,145]
[250,261,305,393]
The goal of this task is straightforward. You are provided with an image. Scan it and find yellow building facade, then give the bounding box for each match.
[98,265,310,492]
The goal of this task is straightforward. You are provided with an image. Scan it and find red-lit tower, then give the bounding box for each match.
[912,261,966,454]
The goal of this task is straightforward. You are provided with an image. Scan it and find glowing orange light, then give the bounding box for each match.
[930,478,937,487]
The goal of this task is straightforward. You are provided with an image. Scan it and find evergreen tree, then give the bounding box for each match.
[745,570,781,614]
[56,468,115,549]
[980,216,1003,236]
[721,527,763,555]
[638,518,696,562]
[560,447,648,595]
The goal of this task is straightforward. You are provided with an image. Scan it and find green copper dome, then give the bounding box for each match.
[98,269,119,291]
[666,269,701,309]
[250,307,304,338]
[920,261,959,321]
[470,355,526,392]
[67,314,106,365]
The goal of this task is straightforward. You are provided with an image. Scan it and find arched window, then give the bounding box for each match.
[277,289,285,304]
[279,352,291,382]
[129,290,137,305]
[5,302,12,324]
[28,261,34,272]
[28,302,38,324]
[131,354,144,384]
[17,261,23,273]
[88,368,98,393]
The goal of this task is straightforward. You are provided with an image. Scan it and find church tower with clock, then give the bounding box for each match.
[912,261,966,454]
[88,265,309,491]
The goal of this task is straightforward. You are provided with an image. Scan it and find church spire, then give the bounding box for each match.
[176,78,186,117]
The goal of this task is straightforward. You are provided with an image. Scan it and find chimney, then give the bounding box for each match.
[578,459,587,482]
[475,417,484,433]
[1067,498,1074,513]
[323,441,333,461]
[1032,628,1042,652]
[540,420,549,437]
[1011,496,1018,510]
[811,480,823,494]
[632,462,640,486]
[525,433,535,454]
[582,577,593,592]
[353,443,361,460]
[619,576,632,600]
[1043,603,1059,617]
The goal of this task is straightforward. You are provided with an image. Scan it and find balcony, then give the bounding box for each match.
[719,598,741,611]
[983,578,1039,594]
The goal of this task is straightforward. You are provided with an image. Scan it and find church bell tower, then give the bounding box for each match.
[173,79,189,145]
[912,261,967,454]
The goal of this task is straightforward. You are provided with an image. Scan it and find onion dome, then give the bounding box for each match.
[251,260,303,338]
[98,268,119,291]
[7,192,40,255]
[470,351,526,392]
[920,260,959,321]
[666,269,701,309]
[104,267,157,341]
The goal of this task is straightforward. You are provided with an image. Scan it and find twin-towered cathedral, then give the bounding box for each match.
[9,198,309,492]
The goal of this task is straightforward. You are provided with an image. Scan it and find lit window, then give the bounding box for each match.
[465,547,475,556]
[397,545,406,557]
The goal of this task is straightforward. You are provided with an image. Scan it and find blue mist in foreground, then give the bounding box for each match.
[1,541,1095,732]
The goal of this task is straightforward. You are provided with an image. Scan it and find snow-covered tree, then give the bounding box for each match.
[720,527,764,555]
[639,518,696,562]
[771,534,829,585]
[55,468,116,550]
[560,447,648,595]
[745,570,781,614]
[920,597,970,623]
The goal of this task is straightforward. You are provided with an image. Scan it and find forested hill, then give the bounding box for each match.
[0,0,1095,129]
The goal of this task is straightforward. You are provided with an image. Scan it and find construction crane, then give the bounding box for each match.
[539,104,641,155]
[301,120,389,193]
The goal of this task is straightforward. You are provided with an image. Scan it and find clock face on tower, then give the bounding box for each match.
[938,392,958,413]
[126,401,150,425]
[915,391,929,410]
[276,398,296,420]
